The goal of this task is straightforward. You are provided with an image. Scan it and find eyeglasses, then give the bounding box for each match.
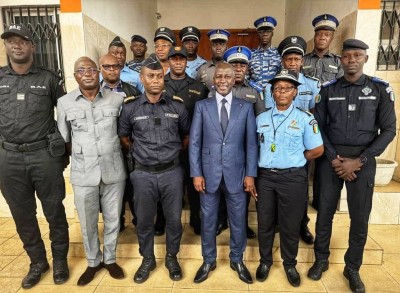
[272,86,294,93]
[101,64,121,71]
[154,44,171,49]
[4,39,32,47]
[74,67,99,75]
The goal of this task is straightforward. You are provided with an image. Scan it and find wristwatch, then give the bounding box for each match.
[359,155,367,164]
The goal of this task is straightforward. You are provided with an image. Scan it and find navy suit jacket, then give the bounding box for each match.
[189,95,258,194]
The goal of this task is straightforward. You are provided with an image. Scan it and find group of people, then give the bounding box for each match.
[0,11,396,293]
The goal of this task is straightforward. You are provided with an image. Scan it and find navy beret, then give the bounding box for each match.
[109,36,125,48]
[142,53,163,70]
[131,35,147,44]
[342,39,369,51]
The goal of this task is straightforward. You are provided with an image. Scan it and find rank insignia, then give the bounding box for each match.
[362,86,372,95]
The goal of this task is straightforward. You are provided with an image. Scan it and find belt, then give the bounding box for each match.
[333,144,368,157]
[134,158,180,173]
[0,139,48,152]
[260,166,304,175]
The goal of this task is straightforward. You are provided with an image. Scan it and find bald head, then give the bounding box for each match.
[99,54,122,85]
[214,62,234,77]
[74,56,97,71]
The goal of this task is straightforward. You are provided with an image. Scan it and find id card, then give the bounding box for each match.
[17,92,25,100]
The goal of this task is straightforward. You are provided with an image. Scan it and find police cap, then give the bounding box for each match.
[277,36,307,56]
[109,36,125,48]
[223,46,252,64]
[168,46,188,59]
[312,14,339,31]
[342,39,369,51]
[207,29,230,42]
[254,16,277,31]
[268,69,301,87]
[1,24,33,41]
[131,34,147,44]
[154,27,176,45]
[179,26,201,42]
[142,53,163,71]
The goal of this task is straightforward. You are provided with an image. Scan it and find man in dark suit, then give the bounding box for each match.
[189,63,258,284]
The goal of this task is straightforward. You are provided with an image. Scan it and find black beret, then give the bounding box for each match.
[154,27,176,45]
[269,69,302,87]
[142,53,163,71]
[179,26,201,42]
[109,36,125,48]
[130,35,147,44]
[277,36,307,56]
[342,39,369,51]
[168,46,188,59]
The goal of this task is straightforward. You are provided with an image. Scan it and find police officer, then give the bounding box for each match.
[264,36,320,244]
[196,29,230,91]
[303,14,343,83]
[179,26,206,78]
[248,16,281,88]
[127,35,147,73]
[308,39,396,293]
[0,24,69,288]
[154,27,176,74]
[118,55,190,283]
[256,69,323,287]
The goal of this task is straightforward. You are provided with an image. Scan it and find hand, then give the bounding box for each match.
[334,155,362,181]
[63,154,70,170]
[244,176,257,201]
[193,176,206,193]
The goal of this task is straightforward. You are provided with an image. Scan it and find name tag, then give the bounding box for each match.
[288,125,300,130]
[302,65,312,69]
[328,65,338,69]
[133,116,149,121]
[299,91,312,95]
[189,89,201,95]
[358,96,376,100]
[165,113,179,118]
[201,74,207,79]
[245,94,256,99]
[329,97,345,101]
[17,92,25,100]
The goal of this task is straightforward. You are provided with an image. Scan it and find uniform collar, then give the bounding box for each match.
[164,73,192,83]
[340,74,366,87]
[310,50,335,58]
[272,104,294,117]
[5,63,39,75]
[75,87,103,100]
[100,79,123,90]
[139,93,167,105]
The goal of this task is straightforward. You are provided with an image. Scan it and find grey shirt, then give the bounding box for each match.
[57,88,126,186]
[303,51,343,83]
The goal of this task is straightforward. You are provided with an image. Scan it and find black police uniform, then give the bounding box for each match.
[314,74,396,270]
[118,93,190,257]
[303,52,343,83]
[0,64,69,264]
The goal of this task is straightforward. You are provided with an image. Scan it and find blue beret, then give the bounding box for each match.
[342,39,369,51]
[154,27,176,45]
[207,29,230,42]
[278,36,307,56]
[223,46,252,64]
[130,35,147,44]
[269,69,301,87]
[179,26,201,42]
[312,14,339,31]
[254,16,277,30]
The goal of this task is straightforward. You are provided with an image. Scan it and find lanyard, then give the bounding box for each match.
[270,106,294,152]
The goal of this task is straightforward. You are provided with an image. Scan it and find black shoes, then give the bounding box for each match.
[307,259,329,280]
[134,255,156,283]
[300,225,314,244]
[53,259,69,285]
[246,226,256,239]
[343,266,365,293]
[165,254,182,281]
[230,261,253,284]
[77,262,104,286]
[104,262,125,279]
[190,222,201,235]
[21,262,50,289]
[255,263,270,282]
[285,266,301,287]
[216,223,228,236]
[194,261,217,283]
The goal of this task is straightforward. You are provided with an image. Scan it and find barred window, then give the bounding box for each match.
[378,1,400,70]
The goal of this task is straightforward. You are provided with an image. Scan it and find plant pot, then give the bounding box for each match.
[374,158,398,186]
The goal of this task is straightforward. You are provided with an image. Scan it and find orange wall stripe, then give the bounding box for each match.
[358,0,381,9]
[60,0,82,12]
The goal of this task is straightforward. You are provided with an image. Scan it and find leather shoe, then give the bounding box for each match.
[22,262,50,289]
[165,254,182,281]
[77,263,103,286]
[194,261,216,283]
[134,255,156,283]
[230,261,253,284]
[343,266,365,293]
[285,266,300,287]
[190,222,201,235]
[246,226,256,239]
[216,223,228,236]
[255,263,270,282]
[300,225,314,244]
[104,262,125,279]
[53,259,69,285]
[307,259,329,280]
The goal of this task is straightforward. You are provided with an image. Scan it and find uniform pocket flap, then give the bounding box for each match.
[102,108,120,117]
[29,87,50,96]
[0,88,11,95]
[66,111,85,121]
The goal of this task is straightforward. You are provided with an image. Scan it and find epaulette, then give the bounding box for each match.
[124,96,138,104]
[172,95,184,103]
[371,76,389,86]
[305,74,321,88]
[296,107,312,116]
[248,80,263,93]
[322,79,337,88]
[372,77,395,101]
[40,66,60,77]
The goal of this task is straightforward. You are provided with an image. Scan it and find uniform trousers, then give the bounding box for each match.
[201,179,247,263]
[256,167,307,268]
[0,147,69,263]
[314,156,375,270]
[132,165,184,257]
[182,150,200,225]
[73,181,125,266]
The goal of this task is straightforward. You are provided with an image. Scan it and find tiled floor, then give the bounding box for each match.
[0,216,400,292]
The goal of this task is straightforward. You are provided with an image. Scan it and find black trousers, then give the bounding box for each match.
[314,156,375,271]
[0,147,69,263]
[120,175,136,225]
[256,167,307,268]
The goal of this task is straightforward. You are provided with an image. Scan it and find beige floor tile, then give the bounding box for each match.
[0,238,24,256]
[25,284,96,292]
[173,259,249,291]
[0,256,17,271]
[1,222,18,238]
[0,255,31,278]
[174,289,248,293]
[96,287,172,293]
[0,218,12,226]
[368,225,400,254]
[0,276,21,293]
[383,253,400,284]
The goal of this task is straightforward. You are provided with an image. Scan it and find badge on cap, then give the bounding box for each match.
[281,69,289,75]
[362,86,372,95]
[291,37,297,43]
[160,27,165,31]
[188,27,193,32]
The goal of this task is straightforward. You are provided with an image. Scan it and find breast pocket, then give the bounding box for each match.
[322,63,339,80]
[163,113,179,140]
[257,124,273,151]
[284,127,303,151]
[66,111,88,132]
[357,99,379,131]
[133,117,150,139]
[27,88,52,113]
[0,88,11,113]
[102,108,119,132]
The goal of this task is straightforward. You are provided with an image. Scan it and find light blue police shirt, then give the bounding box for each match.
[186,55,206,78]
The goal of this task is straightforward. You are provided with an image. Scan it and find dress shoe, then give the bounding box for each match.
[285,266,301,287]
[230,261,253,284]
[307,259,329,280]
[21,261,50,289]
[53,259,69,285]
[77,263,103,286]
[104,262,125,279]
[246,226,256,239]
[300,225,314,244]
[255,262,270,282]
[194,261,216,283]
[216,223,228,236]
[343,267,365,293]
[165,253,182,281]
[134,255,156,284]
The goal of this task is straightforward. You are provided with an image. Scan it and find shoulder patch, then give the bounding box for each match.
[249,80,263,93]
[172,95,184,103]
[322,79,337,88]
[124,96,138,104]
[371,76,389,86]
[305,75,321,88]
[296,107,312,116]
